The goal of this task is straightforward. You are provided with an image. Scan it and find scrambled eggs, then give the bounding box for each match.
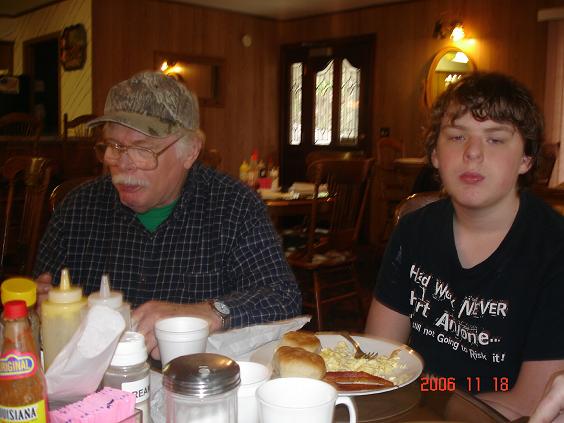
[320,341,405,383]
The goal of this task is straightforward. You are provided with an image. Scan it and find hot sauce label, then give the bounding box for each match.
[0,351,38,380]
[0,400,47,422]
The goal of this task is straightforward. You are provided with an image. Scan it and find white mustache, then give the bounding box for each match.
[112,175,150,187]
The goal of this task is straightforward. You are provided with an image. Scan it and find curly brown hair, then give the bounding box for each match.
[424,72,544,188]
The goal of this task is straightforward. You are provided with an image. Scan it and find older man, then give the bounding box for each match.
[34,71,301,359]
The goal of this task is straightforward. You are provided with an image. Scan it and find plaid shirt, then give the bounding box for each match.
[34,162,301,328]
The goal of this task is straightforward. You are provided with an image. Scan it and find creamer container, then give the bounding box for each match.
[88,274,131,329]
[0,300,49,422]
[163,353,240,423]
[40,268,87,370]
[103,331,151,422]
[1,277,40,355]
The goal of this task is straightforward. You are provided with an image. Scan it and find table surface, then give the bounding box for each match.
[334,380,509,422]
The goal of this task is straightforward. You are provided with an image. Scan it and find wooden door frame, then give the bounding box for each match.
[23,32,61,134]
[278,34,375,186]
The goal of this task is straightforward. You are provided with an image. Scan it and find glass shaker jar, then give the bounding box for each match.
[163,353,240,423]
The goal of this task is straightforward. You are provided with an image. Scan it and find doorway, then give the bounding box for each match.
[279,35,375,186]
[24,34,59,136]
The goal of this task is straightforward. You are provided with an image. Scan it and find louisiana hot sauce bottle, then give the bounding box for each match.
[0,300,49,422]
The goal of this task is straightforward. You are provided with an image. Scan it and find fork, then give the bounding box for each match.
[339,332,378,359]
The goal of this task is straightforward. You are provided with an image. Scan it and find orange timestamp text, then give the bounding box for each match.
[419,376,510,392]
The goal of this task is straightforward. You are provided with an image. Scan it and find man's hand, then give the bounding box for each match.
[35,273,53,310]
[131,301,222,361]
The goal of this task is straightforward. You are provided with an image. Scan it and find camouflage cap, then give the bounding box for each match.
[87,71,199,137]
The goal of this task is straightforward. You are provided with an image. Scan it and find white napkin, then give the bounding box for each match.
[46,305,125,404]
[206,315,311,360]
[289,182,328,196]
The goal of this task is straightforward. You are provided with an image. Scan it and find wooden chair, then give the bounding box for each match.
[0,112,42,137]
[49,176,95,212]
[62,113,98,141]
[286,158,375,330]
[1,156,54,278]
[200,148,222,170]
[393,191,445,226]
[0,113,42,152]
[375,137,406,244]
[305,150,365,167]
[61,113,102,177]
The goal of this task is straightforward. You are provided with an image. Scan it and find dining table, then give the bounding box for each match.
[144,326,518,423]
[333,380,509,422]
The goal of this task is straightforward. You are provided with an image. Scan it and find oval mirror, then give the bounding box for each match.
[425,47,476,108]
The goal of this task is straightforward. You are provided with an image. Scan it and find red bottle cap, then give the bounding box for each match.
[3,300,28,319]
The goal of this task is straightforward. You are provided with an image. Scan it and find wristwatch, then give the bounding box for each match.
[209,299,231,330]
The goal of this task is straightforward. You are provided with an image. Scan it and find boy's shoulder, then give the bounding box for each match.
[521,190,564,236]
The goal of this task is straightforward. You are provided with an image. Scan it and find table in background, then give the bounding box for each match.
[263,193,333,230]
[334,380,509,422]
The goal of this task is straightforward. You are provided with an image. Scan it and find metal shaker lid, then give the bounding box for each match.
[163,353,240,397]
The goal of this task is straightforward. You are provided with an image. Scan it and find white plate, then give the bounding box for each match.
[249,332,423,396]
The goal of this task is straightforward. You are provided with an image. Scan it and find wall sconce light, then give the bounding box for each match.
[433,19,465,41]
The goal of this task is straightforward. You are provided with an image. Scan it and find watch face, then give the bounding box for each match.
[214,301,230,315]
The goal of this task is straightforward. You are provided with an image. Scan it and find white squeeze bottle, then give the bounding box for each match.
[41,268,87,370]
[88,274,131,329]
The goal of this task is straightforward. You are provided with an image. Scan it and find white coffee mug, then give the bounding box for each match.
[237,361,271,423]
[257,377,357,423]
[154,316,209,366]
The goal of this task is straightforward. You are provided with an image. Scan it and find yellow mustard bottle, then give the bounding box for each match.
[40,268,87,370]
[1,277,41,355]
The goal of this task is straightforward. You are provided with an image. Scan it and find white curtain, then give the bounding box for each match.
[544,20,564,186]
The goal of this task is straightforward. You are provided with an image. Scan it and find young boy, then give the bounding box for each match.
[365,72,564,419]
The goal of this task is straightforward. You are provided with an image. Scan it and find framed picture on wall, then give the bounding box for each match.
[154,51,225,107]
[60,24,87,71]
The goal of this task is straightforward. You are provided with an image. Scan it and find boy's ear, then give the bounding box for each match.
[431,149,439,169]
[518,155,533,174]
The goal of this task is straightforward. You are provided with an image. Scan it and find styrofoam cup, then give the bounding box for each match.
[257,377,357,423]
[154,316,209,366]
[237,361,271,423]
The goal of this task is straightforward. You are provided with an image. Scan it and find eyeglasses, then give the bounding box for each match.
[94,135,182,170]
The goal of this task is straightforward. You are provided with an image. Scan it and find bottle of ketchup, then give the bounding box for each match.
[0,300,49,422]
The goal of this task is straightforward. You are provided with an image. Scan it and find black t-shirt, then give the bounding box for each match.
[375,191,564,392]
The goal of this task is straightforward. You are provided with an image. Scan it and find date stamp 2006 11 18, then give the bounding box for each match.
[420,376,510,393]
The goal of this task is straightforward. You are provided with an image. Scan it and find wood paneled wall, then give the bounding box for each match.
[279,0,562,157]
[92,0,280,178]
[91,0,564,243]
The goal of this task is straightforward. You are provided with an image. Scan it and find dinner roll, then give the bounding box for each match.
[279,331,321,354]
[273,346,326,380]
